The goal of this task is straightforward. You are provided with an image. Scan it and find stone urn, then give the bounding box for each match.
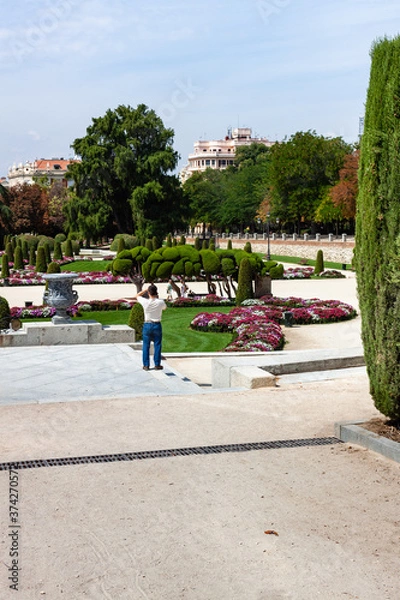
[43,273,78,324]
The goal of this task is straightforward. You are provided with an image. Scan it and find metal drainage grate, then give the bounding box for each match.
[0,437,342,471]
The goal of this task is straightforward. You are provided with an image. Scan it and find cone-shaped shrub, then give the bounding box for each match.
[13,245,24,270]
[64,239,73,258]
[314,249,324,275]
[1,253,10,278]
[356,36,400,420]
[43,242,51,264]
[235,257,253,305]
[6,242,13,263]
[53,240,63,261]
[244,241,252,253]
[145,239,154,251]
[152,236,159,251]
[128,302,144,341]
[29,246,36,267]
[166,233,172,247]
[0,296,10,330]
[36,246,47,273]
[202,239,208,250]
[179,235,186,245]
[194,237,201,250]
[22,240,29,261]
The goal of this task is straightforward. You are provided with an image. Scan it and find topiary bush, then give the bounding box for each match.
[179,235,186,245]
[64,238,73,258]
[128,302,144,341]
[269,264,284,279]
[53,240,63,261]
[36,246,47,273]
[235,257,254,305]
[0,296,10,330]
[314,249,324,275]
[47,261,61,274]
[356,36,400,420]
[29,246,36,267]
[194,237,201,250]
[6,242,13,263]
[1,253,10,279]
[227,239,233,250]
[13,245,24,270]
[43,242,51,264]
[117,237,126,253]
[244,241,252,253]
[54,233,66,244]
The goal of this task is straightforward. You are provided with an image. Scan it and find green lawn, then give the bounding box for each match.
[73,306,233,353]
[269,254,352,270]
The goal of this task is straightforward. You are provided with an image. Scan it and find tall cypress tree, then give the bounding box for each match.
[356,37,400,420]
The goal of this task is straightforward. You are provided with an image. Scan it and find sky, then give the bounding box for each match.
[1,0,400,179]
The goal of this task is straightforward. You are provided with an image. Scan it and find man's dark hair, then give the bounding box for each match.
[148,284,158,296]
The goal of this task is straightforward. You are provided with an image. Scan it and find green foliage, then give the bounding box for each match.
[145,239,154,251]
[179,235,186,245]
[194,237,201,250]
[112,258,133,276]
[356,36,400,420]
[200,249,220,274]
[53,240,63,261]
[161,247,180,261]
[166,233,172,247]
[152,236,160,251]
[244,241,252,253]
[117,237,126,253]
[202,239,208,250]
[269,264,284,279]
[55,233,66,243]
[314,249,324,275]
[227,239,233,250]
[67,104,186,241]
[209,239,215,251]
[35,246,47,273]
[43,242,51,264]
[128,302,144,341]
[156,261,174,278]
[29,246,36,267]
[1,253,10,278]
[22,240,29,261]
[63,239,74,258]
[110,234,138,251]
[13,245,24,270]
[6,242,13,263]
[0,296,10,330]
[235,257,254,305]
[47,261,61,274]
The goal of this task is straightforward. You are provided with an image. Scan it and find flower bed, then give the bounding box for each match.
[11,299,134,319]
[190,297,357,352]
[1,268,130,286]
[283,267,345,279]
[168,294,234,307]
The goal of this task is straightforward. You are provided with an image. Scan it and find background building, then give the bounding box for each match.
[7,158,77,188]
[180,127,274,182]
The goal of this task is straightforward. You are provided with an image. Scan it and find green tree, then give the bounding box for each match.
[269,131,351,233]
[183,168,226,235]
[1,253,10,279]
[14,245,24,270]
[36,246,47,273]
[356,36,400,420]
[67,104,186,240]
[314,249,324,275]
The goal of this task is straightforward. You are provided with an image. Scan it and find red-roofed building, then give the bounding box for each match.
[7,158,79,188]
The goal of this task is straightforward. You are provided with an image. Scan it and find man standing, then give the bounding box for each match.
[135,284,167,371]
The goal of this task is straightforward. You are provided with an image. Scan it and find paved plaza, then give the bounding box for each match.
[0,274,399,599]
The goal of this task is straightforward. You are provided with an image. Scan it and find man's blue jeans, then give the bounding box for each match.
[142,322,162,368]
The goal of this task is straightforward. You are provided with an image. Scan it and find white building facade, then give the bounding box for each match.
[7,158,77,188]
[180,128,274,182]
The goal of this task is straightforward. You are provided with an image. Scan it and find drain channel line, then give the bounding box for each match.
[0,437,342,471]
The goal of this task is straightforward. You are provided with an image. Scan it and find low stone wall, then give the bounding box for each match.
[187,237,355,264]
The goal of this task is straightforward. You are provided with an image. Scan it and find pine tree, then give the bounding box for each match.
[356,36,400,420]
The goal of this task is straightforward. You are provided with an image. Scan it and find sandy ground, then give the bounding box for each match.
[1,274,400,599]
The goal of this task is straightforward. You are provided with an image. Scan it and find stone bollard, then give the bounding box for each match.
[342,233,347,242]
[293,233,297,241]
[222,233,226,239]
[328,233,334,241]
[316,233,321,242]
[304,233,309,241]
[272,233,276,241]
[282,233,287,241]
